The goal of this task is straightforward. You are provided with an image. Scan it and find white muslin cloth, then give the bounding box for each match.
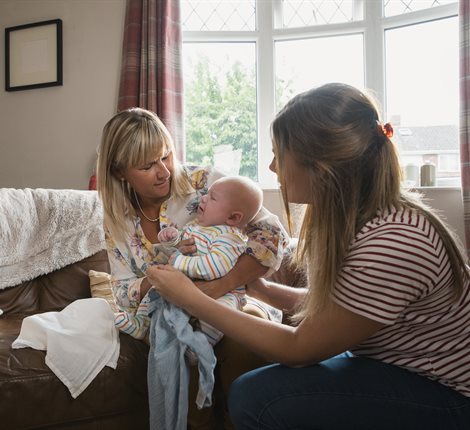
[12,298,120,398]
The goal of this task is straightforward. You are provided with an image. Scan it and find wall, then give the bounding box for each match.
[0,0,466,245]
[263,187,466,245]
[0,0,126,189]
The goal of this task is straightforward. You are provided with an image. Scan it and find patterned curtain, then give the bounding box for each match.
[461,0,470,255]
[118,0,185,161]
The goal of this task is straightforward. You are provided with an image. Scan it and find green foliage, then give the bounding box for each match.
[184,55,258,179]
[184,54,295,180]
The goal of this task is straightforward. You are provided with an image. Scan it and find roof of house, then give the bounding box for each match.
[392,125,458,152]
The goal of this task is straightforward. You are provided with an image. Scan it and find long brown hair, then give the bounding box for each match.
[271,83,468,320]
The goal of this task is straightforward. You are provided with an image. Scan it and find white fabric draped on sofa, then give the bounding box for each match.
[0,188,105,289]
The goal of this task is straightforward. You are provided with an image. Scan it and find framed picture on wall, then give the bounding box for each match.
[5,19,63,91]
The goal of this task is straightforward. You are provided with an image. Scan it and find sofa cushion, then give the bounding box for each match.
[89,270,119,313]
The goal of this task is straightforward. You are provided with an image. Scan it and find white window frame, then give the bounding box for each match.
[182,1,459,189]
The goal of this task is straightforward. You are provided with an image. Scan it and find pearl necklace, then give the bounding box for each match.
[133,190,159,223]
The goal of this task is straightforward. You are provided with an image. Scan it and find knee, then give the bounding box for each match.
[227,375,246,428]
[228,372,258,429]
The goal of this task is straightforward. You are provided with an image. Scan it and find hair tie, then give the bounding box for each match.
[377,120,394,138]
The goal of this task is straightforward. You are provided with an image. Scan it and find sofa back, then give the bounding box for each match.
[0,250,109,315]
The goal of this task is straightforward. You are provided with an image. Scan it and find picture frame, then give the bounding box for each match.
[5,19,63,91]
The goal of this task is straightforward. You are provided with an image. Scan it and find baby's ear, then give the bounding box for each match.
[226,211,243,227]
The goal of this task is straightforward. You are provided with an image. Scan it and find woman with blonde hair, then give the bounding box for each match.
[148,83,470,429]
[96,107,288,428]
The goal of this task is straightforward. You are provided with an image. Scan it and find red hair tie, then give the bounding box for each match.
[377,121,394,138]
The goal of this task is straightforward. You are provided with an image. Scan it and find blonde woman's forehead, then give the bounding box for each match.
[125,139,170,165]
[141,142,170,158]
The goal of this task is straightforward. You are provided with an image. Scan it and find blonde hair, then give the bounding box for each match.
[215,176,263,226]
[271,83,469,320]
[96,108,192,242]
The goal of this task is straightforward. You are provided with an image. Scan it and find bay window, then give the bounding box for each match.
[182,0,459,188]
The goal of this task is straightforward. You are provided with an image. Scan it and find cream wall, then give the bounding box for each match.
[0,0,466,245]
[263,188,465,245]
[0,0,126,189]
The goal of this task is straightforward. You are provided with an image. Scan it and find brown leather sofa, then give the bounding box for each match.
[0,250,150,429]
[0,242,301,429]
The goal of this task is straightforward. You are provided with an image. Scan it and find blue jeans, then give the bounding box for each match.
[228,353,470,430]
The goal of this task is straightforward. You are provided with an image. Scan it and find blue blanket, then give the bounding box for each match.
[147,288,217,430]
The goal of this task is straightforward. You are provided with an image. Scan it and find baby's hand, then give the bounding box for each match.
[158,226,180,244]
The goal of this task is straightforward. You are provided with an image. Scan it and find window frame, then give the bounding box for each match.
[182,1,459,189]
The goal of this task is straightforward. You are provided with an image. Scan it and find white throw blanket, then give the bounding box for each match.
[0,188,106,289]
[12,298,120,398]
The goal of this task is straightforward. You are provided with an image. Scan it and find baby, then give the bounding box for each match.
[115,176,263,349]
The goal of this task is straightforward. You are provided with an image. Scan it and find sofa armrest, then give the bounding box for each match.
[40,250,110,311]
[0,250,110,314]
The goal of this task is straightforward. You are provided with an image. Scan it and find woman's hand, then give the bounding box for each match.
[176,236,196,255]
[192,254,269,299]
[146,264,200,309]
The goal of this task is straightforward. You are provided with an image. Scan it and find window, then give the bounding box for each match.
[275,34,364,111]
[183,42,257,178]
[182,0,459,188]
[385,13,459,187]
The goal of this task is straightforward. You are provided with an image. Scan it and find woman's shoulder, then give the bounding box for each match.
[181,164,225,190]
[355,205,434,245]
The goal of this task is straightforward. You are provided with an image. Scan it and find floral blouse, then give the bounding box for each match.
[105,165,289,314]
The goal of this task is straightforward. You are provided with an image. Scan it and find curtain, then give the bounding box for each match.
[118,0,185,161]
[461,0,470,255]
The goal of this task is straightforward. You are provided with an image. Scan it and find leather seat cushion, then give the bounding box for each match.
[0,315,150,428]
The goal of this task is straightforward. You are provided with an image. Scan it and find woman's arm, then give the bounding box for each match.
[147,265,385,366]
[107,247,146,308]
[246,278,307,314]
[105,233,152,308]
[195,254,268,299]
[244,207,290,277]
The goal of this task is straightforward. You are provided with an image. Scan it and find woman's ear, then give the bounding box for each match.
[111,167,125,181]
[226,211,243,227]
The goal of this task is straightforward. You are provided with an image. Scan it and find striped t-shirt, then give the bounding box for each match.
[333,206,470,397]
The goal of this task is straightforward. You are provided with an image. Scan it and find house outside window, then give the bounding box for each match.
[181,0,459,189]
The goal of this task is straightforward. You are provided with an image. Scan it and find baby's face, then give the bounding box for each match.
[197,181,235,227]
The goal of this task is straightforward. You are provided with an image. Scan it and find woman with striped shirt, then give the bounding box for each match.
[148,83,470,429]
